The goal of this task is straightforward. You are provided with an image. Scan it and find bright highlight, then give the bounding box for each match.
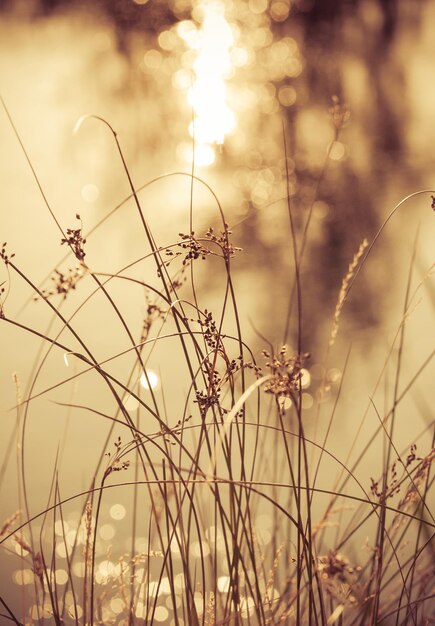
[182,2,236,166]
[140,369,159,390]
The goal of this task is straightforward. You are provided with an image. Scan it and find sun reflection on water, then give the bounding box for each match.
[177,2,237,166]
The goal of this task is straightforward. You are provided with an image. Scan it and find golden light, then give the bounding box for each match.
[278,84,297,106]
[178,1,237,166]
[217,575,231,592]
[124,393,140,412]
[81,183,99,203]
[140,369,159,390]
[300,367,311,388]
[109,503,126,520]
[110,598,125,615]
[270,0,290,21]
[328,140,347,161]
[99,523,115,540]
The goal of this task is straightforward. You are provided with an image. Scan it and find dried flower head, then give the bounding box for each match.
[198,309,219,350]
[141,294,167,342]
[14,534,32,555]
[318,551,360,605]
[398,447,434,511]
[0,242,15,266]
[32,551,45,589]
[39,266,84,300]
[204,223,242,261]
[61,215,87,263]
[0,242,14,318]
[262,346,310,403]
[178,231,210,265]
[105,436,131,477]
[0,510,21,537]
[329,238,368,347]
[176,224,242,269]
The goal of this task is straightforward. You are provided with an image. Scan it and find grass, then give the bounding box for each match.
[0,95,434,626]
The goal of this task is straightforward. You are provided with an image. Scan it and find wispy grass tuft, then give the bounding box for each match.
[0,98,434,626]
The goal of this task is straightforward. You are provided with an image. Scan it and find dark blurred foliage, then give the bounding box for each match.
[0,0,408,51]
[277,0,426,348]
[0,0,178,27]
[0,0,182,52]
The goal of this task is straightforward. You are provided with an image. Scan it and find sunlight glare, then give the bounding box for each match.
[140,369,159,390]
[181,1,237,166]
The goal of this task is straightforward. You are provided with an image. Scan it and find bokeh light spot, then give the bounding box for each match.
[73,561,86,578]
[278,85,297,107]
[135,601,146,618]
[99,523,115,540]
[240,596,255,617]
[67,604,83,619]
[301,393,314,409]
[217,575,230,593]
[327,368,342,383]
[300,368,311,388]
[142,50,162,71]
[329,141,346,161]
[158,30,178,51]
[13,569,33,585]
[124,394,140,412]
[56,543,68,558]
[55,569,68,585]
[81,183,99,203]
[278,396,292,411]
[270,0,290,21]
[140,370,159,390]
[249,0,268,14]
[110,503,126,520]
[154,606,169,622]
[110,597,125,614]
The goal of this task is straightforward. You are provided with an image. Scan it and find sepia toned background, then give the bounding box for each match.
[0,0,434,622]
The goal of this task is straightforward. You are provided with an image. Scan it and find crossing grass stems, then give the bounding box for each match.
[0,96,434,626]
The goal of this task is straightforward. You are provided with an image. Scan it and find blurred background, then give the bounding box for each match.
[1,0,434,343]
[0,0,434,618]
